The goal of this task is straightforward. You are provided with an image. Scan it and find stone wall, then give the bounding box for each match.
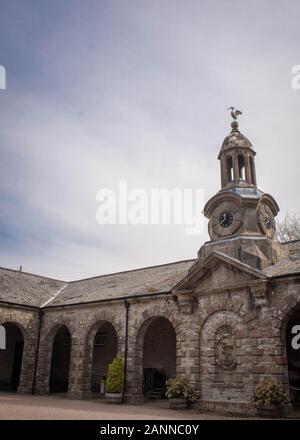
[0,304,40,393]
[1,273,300,414]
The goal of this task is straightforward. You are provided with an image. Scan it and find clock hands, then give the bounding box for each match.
[219,212,227,225]
[218,211,233,228]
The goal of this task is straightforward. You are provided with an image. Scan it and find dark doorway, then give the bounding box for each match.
[49,326,71,393]
[0,323,24,391]
[286,308,300,405]
[142,317,176,399]
[90,322,118,393]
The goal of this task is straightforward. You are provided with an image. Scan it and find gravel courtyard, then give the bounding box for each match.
[0,392,240,420]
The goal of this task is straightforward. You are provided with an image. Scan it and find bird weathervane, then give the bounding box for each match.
[227,107,242,131]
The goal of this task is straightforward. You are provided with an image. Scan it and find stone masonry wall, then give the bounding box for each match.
[1,274,299,414]
[0,305,40,393]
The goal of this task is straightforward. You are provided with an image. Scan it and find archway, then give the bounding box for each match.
[0,323,24,391]
[285,307,300,405]
[90,322,118,394]
[49,325,71,393]
[142,317,176,399]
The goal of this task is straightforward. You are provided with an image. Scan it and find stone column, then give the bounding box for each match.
[68,328,90,399]
[250,157,257,187]
[245,154,252,184]
[18,319,40,394]
[220,157,227,188]
[125,334,144,404]
[233,153,240,182]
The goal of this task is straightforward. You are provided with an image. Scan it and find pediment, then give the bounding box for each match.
[172,251,268,294]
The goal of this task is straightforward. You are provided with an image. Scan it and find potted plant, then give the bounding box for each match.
[251,377,288,418]
[165,377,198,410]
[105,357,124,404]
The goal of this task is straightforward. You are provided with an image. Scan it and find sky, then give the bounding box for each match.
[0,0,299,280]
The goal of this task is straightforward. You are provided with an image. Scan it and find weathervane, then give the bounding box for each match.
[227,107,242,132]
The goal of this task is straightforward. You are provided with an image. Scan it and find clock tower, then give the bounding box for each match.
[198,112,284,270]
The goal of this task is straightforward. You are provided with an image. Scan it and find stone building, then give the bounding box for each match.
[0,119,300,415]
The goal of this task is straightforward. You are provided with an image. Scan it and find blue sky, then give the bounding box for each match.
[0,0,299,280]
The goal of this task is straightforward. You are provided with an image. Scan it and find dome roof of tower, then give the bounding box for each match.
[218,129,253,158]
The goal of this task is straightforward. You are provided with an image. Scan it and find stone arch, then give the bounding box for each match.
[199,310,252,401]
[36,319,74,395]
[85,319,119,395]
[280,301,300,403]
[0,321,26,391]
[49,324,72,393]
[131,309,180,399]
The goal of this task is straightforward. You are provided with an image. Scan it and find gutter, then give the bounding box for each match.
[269,272,300,280]
[122,300,130,403]
[0,300,39,310]
[43,290,171,309]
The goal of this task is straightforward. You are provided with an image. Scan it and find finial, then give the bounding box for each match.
[227,107,242,132]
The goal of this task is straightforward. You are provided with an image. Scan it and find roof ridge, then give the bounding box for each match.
[0,266,64,283]
[68,258,196,284]
[41,283,68,308]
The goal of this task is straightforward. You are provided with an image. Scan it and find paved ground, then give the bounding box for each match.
[0,392,241,420]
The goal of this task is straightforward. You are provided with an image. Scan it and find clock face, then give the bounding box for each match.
[218,211,233,228]
[257,203,276,238]
[210,202,242,237]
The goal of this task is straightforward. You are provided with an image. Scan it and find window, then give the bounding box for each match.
[94,332,107,347]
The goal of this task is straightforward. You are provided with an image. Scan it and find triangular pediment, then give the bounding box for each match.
[172,251,268,293]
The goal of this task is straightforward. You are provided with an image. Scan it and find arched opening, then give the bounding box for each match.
[49,325,71,393]
[238,155,245,181]
[90,322,118,394]
[142,317,176,399]
[0,323,24,391]
[285,307,300,405]
[226,156,233,183]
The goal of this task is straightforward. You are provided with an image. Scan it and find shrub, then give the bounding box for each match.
[251,378,288,407]
[165,377,198,402]
[106,357,124,393]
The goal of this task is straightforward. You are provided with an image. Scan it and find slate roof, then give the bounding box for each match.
[218,129,253,158]
[0,267,66,307]
[0,240,299,308]
[263,241,300,277]
[47,259,195,307]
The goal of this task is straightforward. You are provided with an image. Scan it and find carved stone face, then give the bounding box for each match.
[216,335,236,370]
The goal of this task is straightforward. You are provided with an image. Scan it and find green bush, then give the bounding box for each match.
[251,377,288,407]
[106,357,124,393]
[165,377,198,402]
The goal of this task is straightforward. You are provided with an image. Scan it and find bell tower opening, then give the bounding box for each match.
[238,154,245,181]
[226,156,233,183]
